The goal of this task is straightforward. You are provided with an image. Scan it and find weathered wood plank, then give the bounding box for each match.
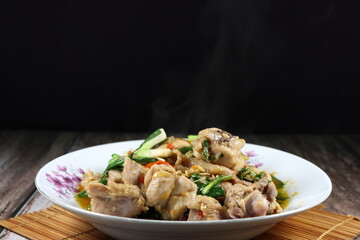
[0,131,146,221]
[0,130,78,220]
[0,131,146,239]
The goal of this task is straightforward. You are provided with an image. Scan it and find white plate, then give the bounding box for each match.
[35,140,332,240]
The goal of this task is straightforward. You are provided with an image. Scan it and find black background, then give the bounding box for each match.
[1,1,360,135]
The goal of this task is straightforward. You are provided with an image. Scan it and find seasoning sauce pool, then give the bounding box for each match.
[75,194,91,210]
[271,175,292,209]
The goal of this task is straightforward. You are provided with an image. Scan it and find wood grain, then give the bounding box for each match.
[0,130,77,220]
[0,131,147,239]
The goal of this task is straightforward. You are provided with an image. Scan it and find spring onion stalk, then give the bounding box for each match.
[203,140,210,160]
[133,149,172,159]
[131,128,168,160]
[138,128,167,150]
[187,135,198,142]
[99,155,125,184]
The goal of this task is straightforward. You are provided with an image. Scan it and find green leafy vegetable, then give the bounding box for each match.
[178,146,192,154]
[190,173,232,198]
[99,154,125,184]
[270,175,290,205]
[191,173,207,194]
[271,175,285,189]
[76,190,88,198]
[201,175,232,195]
[238,166,250,180]
[133,157,159,165]
[237,166,264,182]
[276,195,290,201]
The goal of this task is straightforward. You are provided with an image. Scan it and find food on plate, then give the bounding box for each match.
[75,127,288,220]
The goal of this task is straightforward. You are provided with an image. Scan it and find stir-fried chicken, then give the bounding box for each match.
[87,181,147,217]
[162,176,197,220]
[192,128,246,171]
[79,170,100,190]
[78,127,285,221]
[187,196,225,221]
[107,170,123,183]
[254,177,282,214]
[144,164,177,209]
[189,158,241,183]
[123,157,143,185]
[224,183,254,218]
[225,177,282,218]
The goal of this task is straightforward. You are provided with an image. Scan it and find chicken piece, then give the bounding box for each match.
[123,157,143,185]
[220,181,233,193]
[244,190,269,217]
[254,177,278,202]
[154,137,192,167]
[79,170,100,190]
[268,201,282,215]
[224,183,254,218]
[107,169,123,183]
[189,158,241,183]
[187,196,225,221]
[87,181,147,217]
[191,128,246,171]
[162,176,197,220]
[144,164,177,208]
[225,180,282,218]
[174,149,190,169]
[254,177,282,214]
[171,175,198,196]
[156,137,191,150]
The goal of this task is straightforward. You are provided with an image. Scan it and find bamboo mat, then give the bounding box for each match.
[0,205,359,240]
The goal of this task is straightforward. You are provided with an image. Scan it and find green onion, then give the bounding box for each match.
[203,140,211,160]
[271,175,286,188]
[255,172,264,179]
[99,155,125,185]
[178,146,192,154]
[133,157,159,165]
[201,175,232,195]
[132,149,172,159]
[76,190,88,198]
[134,128,167,153]
[238,166,250,180]
[130,128,168,160]
[276,196,290,201]
[187,135,198,142]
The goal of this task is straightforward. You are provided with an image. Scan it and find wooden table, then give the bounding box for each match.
[1,130,359,239]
